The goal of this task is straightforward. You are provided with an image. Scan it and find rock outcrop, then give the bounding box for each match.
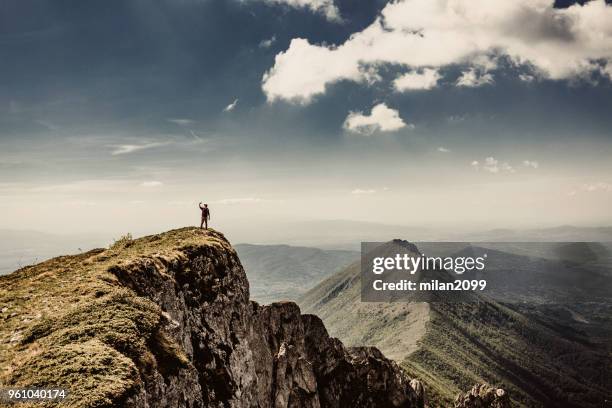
[0,228,424,407]
[454,384,511,408]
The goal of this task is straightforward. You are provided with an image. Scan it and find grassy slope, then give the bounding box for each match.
[299,259,429,362]
[300,257,611,407]
[0,227,227,407]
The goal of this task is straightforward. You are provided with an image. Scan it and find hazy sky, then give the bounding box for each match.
[1,0,612,241]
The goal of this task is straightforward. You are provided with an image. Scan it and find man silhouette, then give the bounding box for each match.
[199,202,210,229]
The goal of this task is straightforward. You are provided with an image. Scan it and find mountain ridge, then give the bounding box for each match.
[1,228,429,407]
[300,240,612,407]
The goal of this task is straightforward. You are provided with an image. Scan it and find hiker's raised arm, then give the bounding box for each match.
[199,202,204,209]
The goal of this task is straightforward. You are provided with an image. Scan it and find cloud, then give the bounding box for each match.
[472,157,515,173]
[448,114,467,122]
[109,142,167,155]
[263,0,340,22]
[343,103,407,134]
[568,182,612,196]
[259,36,276,49]
[167,118,194,126]
[351,188,376,195]
[262,0,612,103]
[437,146,451,153]
[456,68,494,87]
[583,182,612,192]
[223,98,239,112]
[519,73,536,82]
[140,181,163,187]
[523,160,539,169]
[394,68,441,91]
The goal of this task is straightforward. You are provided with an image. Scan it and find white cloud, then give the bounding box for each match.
[437,146,451,153]
[343,103,407,134]
[393,68,441,91]
[448,114,467,122]
[351,188,376,195]
[523,160,539,169]
[167,118,194,126]
[259,36,276,49]
[110,142,166,155]
[263,0,340,22]
[519,73,536,82]
[140,181,163,188]
[472,157,515,173]
[583,182,612,192]
[262,0,612,103]
[223,98,239,112]
[456,68,494,87]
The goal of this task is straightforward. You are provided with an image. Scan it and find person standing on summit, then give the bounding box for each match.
[199,202,210,229]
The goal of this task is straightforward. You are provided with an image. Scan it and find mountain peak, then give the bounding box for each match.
[390,239,421,254]
[1,227,426,407]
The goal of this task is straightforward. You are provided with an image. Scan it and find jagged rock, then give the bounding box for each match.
[454,383,511,408]
[0,228,424,408]
[410,379,425,407]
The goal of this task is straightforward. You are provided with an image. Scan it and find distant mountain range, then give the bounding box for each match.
[235,243,358,303]
[0,230,108,275]
[2,224,611,275]
[298,241,612,407]
[267,222,612,250]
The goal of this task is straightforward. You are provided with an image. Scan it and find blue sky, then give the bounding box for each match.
[1,0,612,239]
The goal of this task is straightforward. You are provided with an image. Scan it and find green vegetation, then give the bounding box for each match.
[401,301,612,407]
[110,233,134,249]
[0,227,225,408]
[300,243,612,408]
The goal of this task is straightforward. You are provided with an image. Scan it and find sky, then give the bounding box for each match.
[1,0,612,242]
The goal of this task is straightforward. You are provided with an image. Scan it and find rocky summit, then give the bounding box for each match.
[0,228,425,407]
[454,384,511,408]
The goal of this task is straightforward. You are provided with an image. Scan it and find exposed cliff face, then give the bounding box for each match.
[454,384,511,408]
[0,228,423,407]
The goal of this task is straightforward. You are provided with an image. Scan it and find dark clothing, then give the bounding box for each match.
[199,205,210,229]
[201,207,210,219]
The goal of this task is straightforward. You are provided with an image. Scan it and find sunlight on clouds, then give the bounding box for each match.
[456,68,494,87]
[110,142,167,155]
[343,103,408,134]
[223,99,239,112]
[167,118,195,126]
[263,0,612,103]
[471,157,515,174]
[394,68,441,91]
[351,188,376,195]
